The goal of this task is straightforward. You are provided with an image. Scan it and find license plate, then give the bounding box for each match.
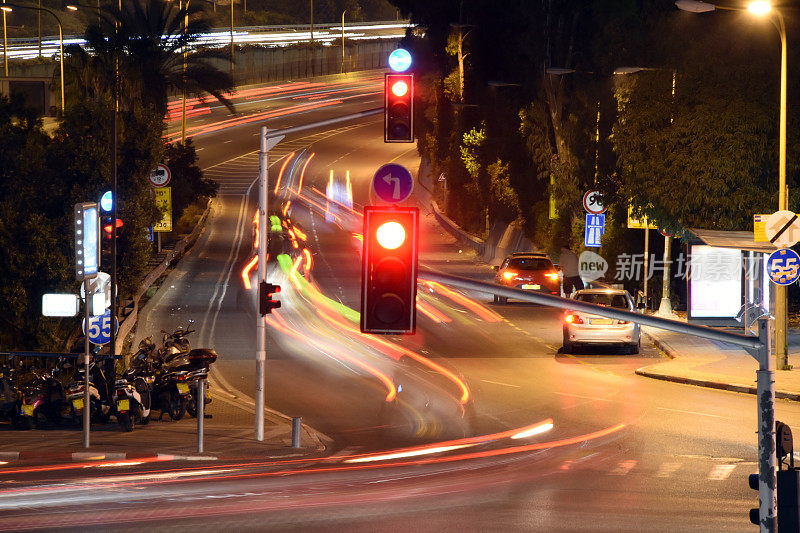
[522,284,541,290]
[177,383,189,394]
[73,398,84,410]
[117,399,130,412]
[21,404,34,417]
[590,318,613,325]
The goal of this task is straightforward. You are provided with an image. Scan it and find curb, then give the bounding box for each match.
[639,331,800,402]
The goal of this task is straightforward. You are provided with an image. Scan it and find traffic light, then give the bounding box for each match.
[102,216,123,239]
[259,281,281,316]
[361,206,418,334]
[384,73,414,143]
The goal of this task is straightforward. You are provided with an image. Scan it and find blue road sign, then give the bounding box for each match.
[585,213,605,248]
[767,248,800,286]
[388,48,412,72]
[82,309,119,346]
[373,163,414,204]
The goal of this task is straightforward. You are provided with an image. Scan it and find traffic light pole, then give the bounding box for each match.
[254,107,382,441]
[417,269,777,530]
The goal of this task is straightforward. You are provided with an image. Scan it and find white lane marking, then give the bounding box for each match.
[480,379,520,388]
[610,460,637,476]
[654,462,682,478]
[708,464,737,481]
[552,392,612,402]
[656,407,730,419]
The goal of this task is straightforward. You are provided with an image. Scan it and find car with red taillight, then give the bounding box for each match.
[493,253,561,303]
[563,288,640,354]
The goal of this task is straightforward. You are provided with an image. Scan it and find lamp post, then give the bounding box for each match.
[3,3,67,113]
[2,1,8,76]
[341,10,345,73]
[613,66,678,316]
[677,0,789,371]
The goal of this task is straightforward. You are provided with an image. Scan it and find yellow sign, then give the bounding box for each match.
[627,205,657,229]
[549,175,558,219]
[754,214,770,242]
[154,187,173,232]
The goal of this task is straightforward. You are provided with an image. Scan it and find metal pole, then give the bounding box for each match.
[309,0,313,43]
[256,126,268,441]
[37,0,40,58]
[230,0,234,76]
[109,95,117,400]
[775,12,789,370]
[57,22,64,114]
[756,318,777,532]
[2,0,7,77]
[197,379,204,452]
[657,235,673,315]
[341,11,345,73]
[181,0,187,143]
[83,279,91,449]
[292,416,301,448]
[643,222,649,309]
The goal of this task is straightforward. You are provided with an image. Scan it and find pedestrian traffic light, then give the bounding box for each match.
[259,281,281,316]
[361,206,418,334]
[749,473,761,526]
[385,73,414,143]
[102,216,123,239]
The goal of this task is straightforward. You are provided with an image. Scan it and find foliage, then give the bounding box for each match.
[164,138,219,225]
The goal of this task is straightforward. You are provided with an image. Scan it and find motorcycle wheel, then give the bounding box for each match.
[168,391,186,421]
[118,412,133,432]
[187,397,197,419]
[15,416,34,431]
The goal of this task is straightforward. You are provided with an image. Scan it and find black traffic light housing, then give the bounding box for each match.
[361,206,418,334]
[102,216,122,239]
[384,73,414,143]
[259,281,281,316]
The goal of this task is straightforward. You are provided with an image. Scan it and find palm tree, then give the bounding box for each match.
[65,0,234,120]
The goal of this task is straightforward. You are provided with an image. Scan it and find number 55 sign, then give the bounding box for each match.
[82,309,119,346]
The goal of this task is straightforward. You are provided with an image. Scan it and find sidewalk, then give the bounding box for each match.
[639,319,800,401]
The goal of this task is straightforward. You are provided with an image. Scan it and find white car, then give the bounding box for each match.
[562,289,641,354]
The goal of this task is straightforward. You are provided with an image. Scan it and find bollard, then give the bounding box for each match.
[197,379,205,453]
[292,416,302,448]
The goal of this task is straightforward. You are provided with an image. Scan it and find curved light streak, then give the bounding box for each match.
[273,152,296,194]
[241,255,259,290]
[296,152,315,195]
[422,281,503,323]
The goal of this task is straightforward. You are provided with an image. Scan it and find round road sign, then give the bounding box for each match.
[388,48,412,72]
[765,209,800,248]
[82,309,119,346]
[372,163,414,204]
[767,248,800,286]
[583,190,606,215]
[149,164,171,187]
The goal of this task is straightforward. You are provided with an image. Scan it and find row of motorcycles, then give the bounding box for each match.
[0,325,217,432]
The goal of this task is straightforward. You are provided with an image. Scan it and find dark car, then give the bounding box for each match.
[493,252,561,303]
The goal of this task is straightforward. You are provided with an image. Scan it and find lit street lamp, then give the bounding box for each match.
[677,0,789,368]
[3,3,67,113]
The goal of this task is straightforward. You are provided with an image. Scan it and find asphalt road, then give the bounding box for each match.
[4,71,800,531]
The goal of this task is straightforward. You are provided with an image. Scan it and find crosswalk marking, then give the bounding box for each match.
[654,462,682,478]
[610,460,637,475]
[708,464,737,480]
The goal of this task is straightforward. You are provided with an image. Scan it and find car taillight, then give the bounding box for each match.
[545,272,559,281]
[565,314,584,324]
[502,271,517,280]
[116,389,128,397]
[616,320,630,325]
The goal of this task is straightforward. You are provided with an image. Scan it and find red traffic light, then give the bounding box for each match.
[259,281,281,316]
[102,218,123,238]
[385,73,414,143]
[361,206,419,334]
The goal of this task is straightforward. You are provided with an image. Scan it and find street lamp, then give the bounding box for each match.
[2,1,8,76]
[3,3,66,114]
[676,0,788,368]
[341,10,345,74]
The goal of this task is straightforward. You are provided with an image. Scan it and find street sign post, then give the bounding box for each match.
[372,163,414,204]
[80,271,112,316]
[582,190,606,214]
[765,209,800,248]
[767,248,800,286]
[584,213,605,248]
[149,164,171,187]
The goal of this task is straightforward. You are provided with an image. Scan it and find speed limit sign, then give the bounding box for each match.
[583,190,606,215]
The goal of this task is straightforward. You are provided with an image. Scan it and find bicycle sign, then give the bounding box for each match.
[583,190,606,215]
[82,309,119,346]
[767,248,800,286]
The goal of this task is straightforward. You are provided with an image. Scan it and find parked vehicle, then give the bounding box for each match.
[493,252,561,303]
[65,360,112,425]
[562,288,641,354]
[113,367,153,432]
[0,360,22,427]
[160,322,195,357]
[18,366,69,429]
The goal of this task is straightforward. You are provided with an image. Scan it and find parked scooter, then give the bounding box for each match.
[160,321,195,358]
[152,347,217,421]
[0,360,22,427]
[112,341,154,432]
[18,365,69,429]
[65,359,112,426]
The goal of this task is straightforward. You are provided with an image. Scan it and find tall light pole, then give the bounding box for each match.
[4,3,67,114]
[309,0,313,43]
[2,0,8,76]
[341,10,346,73]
